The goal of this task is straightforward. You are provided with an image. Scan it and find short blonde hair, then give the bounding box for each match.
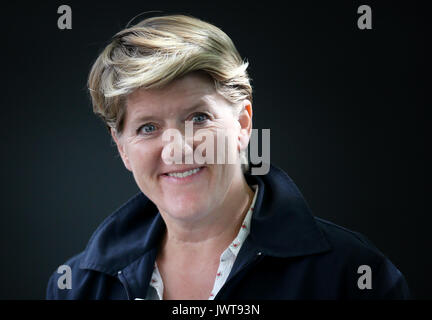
[88,14,252,171]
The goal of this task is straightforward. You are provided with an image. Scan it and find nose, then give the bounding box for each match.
[161,122,194,165]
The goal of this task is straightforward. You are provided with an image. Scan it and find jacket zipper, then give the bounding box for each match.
[117,270,132,300]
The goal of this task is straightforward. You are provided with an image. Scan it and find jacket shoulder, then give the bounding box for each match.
[314,217,382,256]
[46,251,126,300]
[47,252,83,299]
[313,217,410,299]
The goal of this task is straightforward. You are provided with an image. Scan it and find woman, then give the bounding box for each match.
[47,14,409,300]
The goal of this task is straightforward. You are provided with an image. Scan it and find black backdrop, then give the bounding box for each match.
[0,0,429,299]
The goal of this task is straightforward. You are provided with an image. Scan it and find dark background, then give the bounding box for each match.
[0,0,428,299]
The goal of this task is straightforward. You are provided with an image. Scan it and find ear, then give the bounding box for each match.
[237,100,253,152]
[110,128,132,172]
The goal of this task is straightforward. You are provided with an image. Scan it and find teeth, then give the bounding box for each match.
[167,167,201,178]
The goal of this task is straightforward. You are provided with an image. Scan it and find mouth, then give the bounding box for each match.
[161,166,206,183]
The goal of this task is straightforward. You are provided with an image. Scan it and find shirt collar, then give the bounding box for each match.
[227,184,258,257]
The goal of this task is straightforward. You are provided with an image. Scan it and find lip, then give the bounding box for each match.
[160,166,206,184]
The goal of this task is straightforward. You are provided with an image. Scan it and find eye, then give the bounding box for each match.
[138,123,157,135]
[191,113,209,124]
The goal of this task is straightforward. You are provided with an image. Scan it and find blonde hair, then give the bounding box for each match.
[88,14,252,171]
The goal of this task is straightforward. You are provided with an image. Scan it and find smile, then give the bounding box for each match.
[161,166,207,185]
[166,167,202,178]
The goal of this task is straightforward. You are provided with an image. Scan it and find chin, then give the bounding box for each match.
[164,198,210,221]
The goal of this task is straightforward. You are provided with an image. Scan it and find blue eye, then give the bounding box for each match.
[191,113,209,123]
[139,123,157,135]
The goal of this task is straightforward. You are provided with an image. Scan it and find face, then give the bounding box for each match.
[112,72,252,224]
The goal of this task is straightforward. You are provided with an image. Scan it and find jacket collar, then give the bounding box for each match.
[79,164,331,275]
[245,164,331,257]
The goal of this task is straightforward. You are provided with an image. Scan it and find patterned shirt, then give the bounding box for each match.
[144,184,259,300]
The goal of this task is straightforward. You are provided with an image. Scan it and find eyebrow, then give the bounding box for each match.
[130,100,209,125]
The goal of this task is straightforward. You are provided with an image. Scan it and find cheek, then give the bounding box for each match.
[194,122,239,164]
[126,142,161,175]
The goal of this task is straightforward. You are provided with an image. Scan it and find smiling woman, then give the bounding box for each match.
[46,13,410,300]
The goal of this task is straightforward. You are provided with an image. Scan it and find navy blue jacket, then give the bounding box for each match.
[46,164,410,299]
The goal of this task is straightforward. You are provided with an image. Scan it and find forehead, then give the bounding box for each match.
[125,73,218,117]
